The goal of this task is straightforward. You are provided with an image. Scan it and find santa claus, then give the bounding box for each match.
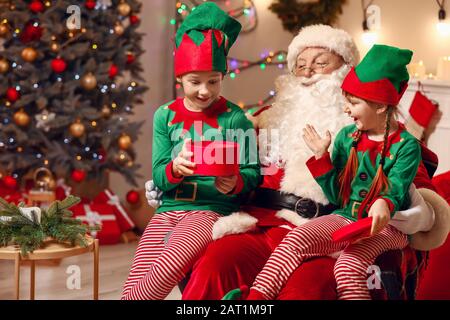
[146,25,450,300]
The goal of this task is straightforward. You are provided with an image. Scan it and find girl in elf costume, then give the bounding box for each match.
[121,2,260,300]
[242,45,420,300]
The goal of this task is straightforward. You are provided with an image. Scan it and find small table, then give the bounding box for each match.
[0,237,99,300]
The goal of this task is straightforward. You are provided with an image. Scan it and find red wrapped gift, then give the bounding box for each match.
[0,180,25,204]
[188,140,239,176]
[71,203,121,245]
[92,189,135,233]
[332,217,373,243]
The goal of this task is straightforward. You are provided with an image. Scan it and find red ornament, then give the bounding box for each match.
[126,53,135,64]
[51,58,67,73]
[6,87,20,103]
[129,15,140,25]
[29,0,45,13]
[3,175,18,189]
[85,0,96,10]
[126,190,140,204]
[20,22,43,43]
[71,169,86,183]
[109,64,118,79]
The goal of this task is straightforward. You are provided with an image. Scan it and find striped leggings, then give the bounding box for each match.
[121,210,221,300]
[251,214,408,300]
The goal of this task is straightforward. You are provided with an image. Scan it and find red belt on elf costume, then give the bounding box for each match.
[245,187,338,219]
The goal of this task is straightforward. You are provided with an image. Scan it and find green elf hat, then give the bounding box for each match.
[174,2,242,77]
[341,44,413,105]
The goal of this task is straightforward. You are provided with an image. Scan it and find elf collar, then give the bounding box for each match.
[168,96,228,134]
[355,121,405,165]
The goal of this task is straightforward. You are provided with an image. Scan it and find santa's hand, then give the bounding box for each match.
[368,199,391,236]
[215,175,238,194]
[302,124,331,159]
[145,180,163,208]
[172,138,196,178]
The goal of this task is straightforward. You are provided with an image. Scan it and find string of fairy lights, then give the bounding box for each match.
[172,0,288,110]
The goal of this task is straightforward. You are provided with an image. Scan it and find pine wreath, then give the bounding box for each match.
[269,0,347,34]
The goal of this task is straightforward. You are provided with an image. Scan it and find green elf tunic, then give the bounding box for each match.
[152,96,260,216]
[306,122,421,221]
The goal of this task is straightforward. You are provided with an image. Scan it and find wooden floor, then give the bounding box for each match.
[0,242,182,300]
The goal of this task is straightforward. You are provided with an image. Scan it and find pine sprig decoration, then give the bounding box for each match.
[0,197,46,255]
[43,195,97,247]
[269,0,346,34]
[0,196,98,255]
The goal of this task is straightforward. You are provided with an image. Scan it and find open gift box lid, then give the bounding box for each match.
[187,140,240,176]
[332,217,373,243]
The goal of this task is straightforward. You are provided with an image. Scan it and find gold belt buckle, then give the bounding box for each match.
[351,201,362,218]
[175,182,198,202]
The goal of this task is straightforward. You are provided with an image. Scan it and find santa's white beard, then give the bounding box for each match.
[258,64,353,204]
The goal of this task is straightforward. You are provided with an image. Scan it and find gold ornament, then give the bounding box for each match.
[69,120,86,138]
[118,134,132,150]
[13,109,31,127]
[0,58,9,73]
[117,1,131,16]
[33,167,56,191]
[21,47,38,62]
[80,72,97,90]
[0,23,9,37]
[101,105,112,118]
[114,22,124,35]
[116,150,131,166]
[50,42,60,53]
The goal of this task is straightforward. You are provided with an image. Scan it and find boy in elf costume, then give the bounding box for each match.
[121,2,260,300]
[243,45,421,300]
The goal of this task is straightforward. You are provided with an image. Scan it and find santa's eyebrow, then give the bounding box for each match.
[297,51,330,64]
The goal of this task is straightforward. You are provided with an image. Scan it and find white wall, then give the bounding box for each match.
[338,0,450,74]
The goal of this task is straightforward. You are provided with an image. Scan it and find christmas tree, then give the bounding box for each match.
[0,0,148,188]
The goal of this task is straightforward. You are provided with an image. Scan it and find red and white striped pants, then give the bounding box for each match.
[251,214,408,300]
[121,210,221,300]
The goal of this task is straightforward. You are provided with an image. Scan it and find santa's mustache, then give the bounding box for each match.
[296,72,332,86]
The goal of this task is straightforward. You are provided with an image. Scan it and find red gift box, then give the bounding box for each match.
[188,140,239,176]
[71,203,121,245]
[0,180,25,204]
[92,189,135,232]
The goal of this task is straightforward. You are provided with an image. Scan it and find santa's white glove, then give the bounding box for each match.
[145,180,163,209]
[389,184,435,234]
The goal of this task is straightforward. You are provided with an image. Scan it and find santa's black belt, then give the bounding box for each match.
[246,187,338,219]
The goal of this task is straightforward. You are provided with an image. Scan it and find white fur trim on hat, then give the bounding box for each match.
[287,24,360,73]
